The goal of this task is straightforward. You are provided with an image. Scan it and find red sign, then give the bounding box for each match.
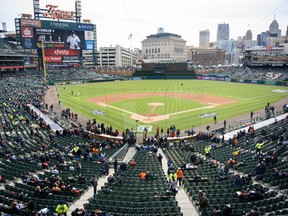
[21,27,33,38]
[43,4,75,20]
[44,49,80,56]
[0,65,24,69]
[45,56,62,63]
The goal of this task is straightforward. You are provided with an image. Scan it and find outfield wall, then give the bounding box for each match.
[132,73,287,86]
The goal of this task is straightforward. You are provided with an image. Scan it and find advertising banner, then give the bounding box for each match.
[62,56,79,61]
[45,56,62,63]
[21,27,34,38]
[77,23,94,31]
[40,20,93,31]
[20,19,41,28]
[85,40,94,50]
[85,31,94,40]
[44,49,80,56]
[22,38,34,49]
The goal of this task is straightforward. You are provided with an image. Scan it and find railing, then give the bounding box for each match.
[227,110,284,132]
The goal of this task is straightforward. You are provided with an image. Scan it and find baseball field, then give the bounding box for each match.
[57,80,288,133]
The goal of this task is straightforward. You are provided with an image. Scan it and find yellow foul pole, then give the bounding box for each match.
[41,40,47,83]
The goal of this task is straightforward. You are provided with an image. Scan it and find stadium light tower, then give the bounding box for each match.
[33,0,40,20]
[75,0,82,23]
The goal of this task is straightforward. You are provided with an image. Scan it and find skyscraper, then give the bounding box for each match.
[245,30,252,40]
[268,17,281,37]
[286,25,288,37]
[217,23,229,41]
[199,29,210,48]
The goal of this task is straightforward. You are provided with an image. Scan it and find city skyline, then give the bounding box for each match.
[0,0,288,49]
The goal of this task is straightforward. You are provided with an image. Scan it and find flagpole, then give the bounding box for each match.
[130,34,133,68]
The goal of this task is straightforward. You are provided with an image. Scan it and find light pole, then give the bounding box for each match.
[191,49,198,68]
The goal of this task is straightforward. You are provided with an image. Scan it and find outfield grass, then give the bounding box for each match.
[57,80,288,133]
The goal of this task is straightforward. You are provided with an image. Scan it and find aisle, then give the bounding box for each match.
[158,148,199,216]
[67,168,115,215]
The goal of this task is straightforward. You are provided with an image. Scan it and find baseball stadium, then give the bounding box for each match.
[0,1,288,216]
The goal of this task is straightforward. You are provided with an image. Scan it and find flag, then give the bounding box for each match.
[128,33,132,40]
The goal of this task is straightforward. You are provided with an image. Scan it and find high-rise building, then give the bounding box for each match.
[257,32,269,46]
[286,25,288,37]
[268,17,281,37]
[98,45,136,68]
[216,39,237,53]
[199,29,210,48]
[217,23,229,41]
[245,30,252,41]
[141,28,186,63]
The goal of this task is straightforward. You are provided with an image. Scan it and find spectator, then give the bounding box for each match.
[90,175,98,197]
[255,141,264,154]
[167,158,173,167]
[26,200,36,213]
[198,190,209,216]
[170,177,177,196]
[113,158,118,173]
[190,153,197,163]
[55,200,68,216]
[224,120,227,129]
[157,153,163,165]
[204,146,212,158]
[169,171,177,182]
[222,203,232,216]
[245,206,260,216]
[129,159,136,166]
[235,174,244,187]
[9,201,19,214]
[139,171,147,180]
[120,162,127,174]
[250,111,254,122]
[71,208,82,216]
[176,167,184,186]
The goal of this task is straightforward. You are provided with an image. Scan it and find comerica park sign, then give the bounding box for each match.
[43,4,75,20]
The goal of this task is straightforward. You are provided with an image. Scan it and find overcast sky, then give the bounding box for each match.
[1,0,288,49]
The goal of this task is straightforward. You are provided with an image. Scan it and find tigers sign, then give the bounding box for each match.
[43,4,75,20]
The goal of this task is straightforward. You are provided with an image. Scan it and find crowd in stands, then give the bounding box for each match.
[0,73,126,215]
[46,69,107,82]
[220,66,288,81]
[0,69,287,216]
[162,114,288,215]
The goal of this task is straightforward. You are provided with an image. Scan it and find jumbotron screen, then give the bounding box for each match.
[20,19,95,50]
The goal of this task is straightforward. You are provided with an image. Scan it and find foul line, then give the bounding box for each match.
[89,99,216,122]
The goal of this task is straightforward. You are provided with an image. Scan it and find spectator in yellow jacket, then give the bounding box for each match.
[55,200,68,216]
